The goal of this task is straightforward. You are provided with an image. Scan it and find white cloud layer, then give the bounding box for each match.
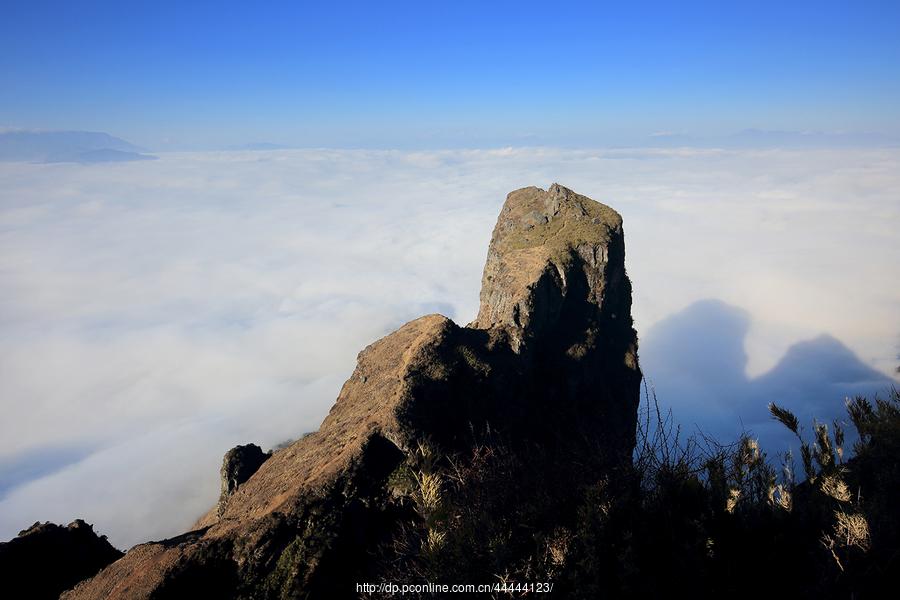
[1,147,898,548]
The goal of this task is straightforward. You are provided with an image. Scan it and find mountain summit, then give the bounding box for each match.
[62,184,641,599]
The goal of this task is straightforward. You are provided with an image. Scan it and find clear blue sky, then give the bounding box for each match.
[2,0,899,149]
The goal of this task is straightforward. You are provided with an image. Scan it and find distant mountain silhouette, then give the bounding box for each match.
[0,130,156,163]
[44,148,157,164]
[639,299,895,452]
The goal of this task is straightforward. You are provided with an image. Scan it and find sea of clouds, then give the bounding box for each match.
[1,146,898,548]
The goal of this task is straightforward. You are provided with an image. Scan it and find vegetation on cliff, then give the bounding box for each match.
[360,387,899,599]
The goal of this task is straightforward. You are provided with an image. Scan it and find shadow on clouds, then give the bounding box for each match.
[639,299,895,455]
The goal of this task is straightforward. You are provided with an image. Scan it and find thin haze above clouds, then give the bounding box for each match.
[0,147,898,548]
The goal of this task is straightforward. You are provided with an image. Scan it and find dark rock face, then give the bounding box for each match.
[62,184,641,599]
[218,444,271,517]
[0,520,122,600]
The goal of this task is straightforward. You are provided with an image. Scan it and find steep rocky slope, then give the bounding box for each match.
[62,184,641,599]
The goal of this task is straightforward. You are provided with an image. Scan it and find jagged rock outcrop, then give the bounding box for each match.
[61,184,641,599]
[474,184,628,346]
[0,519,123,600]
[218,444,271,517]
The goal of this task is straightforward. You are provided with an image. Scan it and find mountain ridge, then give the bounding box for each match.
[57,183,642,599]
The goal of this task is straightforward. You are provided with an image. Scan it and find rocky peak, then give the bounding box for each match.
[473,184,628,353]
[218,444,271,517]
[59,184,642,600]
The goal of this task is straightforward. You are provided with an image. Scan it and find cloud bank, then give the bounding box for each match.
[1,147,897,547]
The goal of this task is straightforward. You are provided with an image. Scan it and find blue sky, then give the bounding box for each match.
[2,0,900,148]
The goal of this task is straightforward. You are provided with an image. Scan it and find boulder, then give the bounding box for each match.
[218,444,271,517]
